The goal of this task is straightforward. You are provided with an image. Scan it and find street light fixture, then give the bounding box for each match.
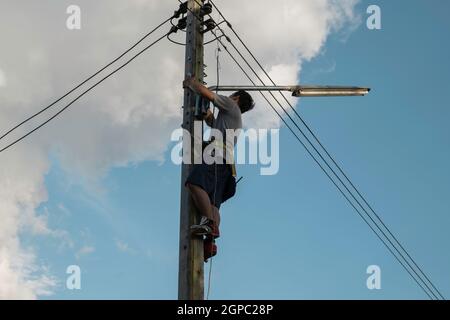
[208,85,371,97]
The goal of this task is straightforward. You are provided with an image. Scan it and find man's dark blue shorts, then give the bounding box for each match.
[185,163,236,209]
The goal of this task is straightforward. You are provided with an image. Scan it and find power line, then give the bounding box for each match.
[218,31,445,301]
[0,17,174,143]
[167,32,187,46]
[187,0,442,300]
[208,0,446,301]
[167,32,225,46]
[0,29,174,154]
[206,22,221,302]
[205,0,444,300]
[211,29,436,301]
[218,28,441,301]
[216,28,443,300]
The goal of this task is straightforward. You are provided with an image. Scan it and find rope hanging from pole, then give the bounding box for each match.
[206,15,221,300]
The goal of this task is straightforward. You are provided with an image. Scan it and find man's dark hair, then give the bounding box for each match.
[232,90,255,114]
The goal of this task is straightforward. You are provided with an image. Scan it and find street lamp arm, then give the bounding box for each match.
[207,85,371,97]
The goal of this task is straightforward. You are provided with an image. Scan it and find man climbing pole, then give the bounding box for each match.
[182,77,255,262]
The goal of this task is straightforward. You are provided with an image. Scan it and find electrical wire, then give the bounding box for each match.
[205,35,226,45]
[167,32,187,46]
[167,33,226,46]
[0,17,173,143]
[197,0,444,300]
[217,13,447,301]
[206,22,222,301]
[224,33,442,300]
[215,30,442,300]
[212,32,439,300]
[0,30,174,154]
[180,0,442,300]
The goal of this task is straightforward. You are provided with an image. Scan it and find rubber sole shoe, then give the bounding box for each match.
[190,223,212,237]
[190,217,220,239]
[190,216,212,236]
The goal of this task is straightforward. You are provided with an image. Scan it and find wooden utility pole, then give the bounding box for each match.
[178,0,205,300]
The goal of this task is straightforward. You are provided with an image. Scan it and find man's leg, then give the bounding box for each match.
[212,205,220,227]
[204,206,220,262]
[186,183,214,222]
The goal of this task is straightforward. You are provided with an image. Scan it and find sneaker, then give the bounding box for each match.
[190,217,220,239]
[204,239,217,262]
[190,216,212,236]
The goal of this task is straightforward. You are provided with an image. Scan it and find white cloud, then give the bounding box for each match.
[0,0,360,298]
[75,246,95,260]
[0,243,56,299]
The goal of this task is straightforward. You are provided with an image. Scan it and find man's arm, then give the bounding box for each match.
[183,77,216,127]
[204,108,214,127]
[183,77,215,102]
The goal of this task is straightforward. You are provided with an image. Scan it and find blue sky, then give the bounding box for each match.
[16,0,450,299]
